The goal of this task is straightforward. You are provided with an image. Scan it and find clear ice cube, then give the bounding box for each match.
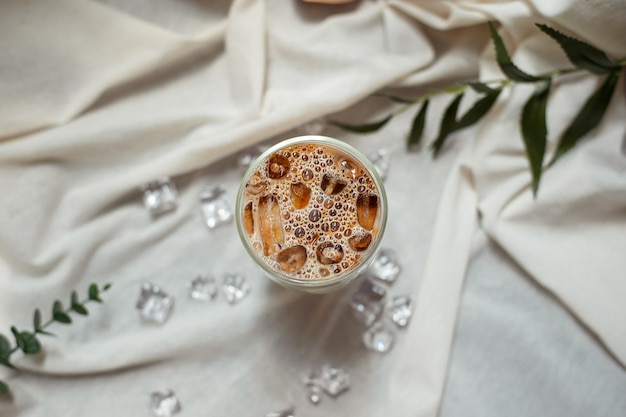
[362,321,395,353]
[199,185,233,229]
[318,365,350,397]
[136,282,174,324]
[368,149,390,181]
[149,389,181,417]
[307,385,322,405]
[222,273,250,304]
[369,249,401,283]
[350,278,386,326]
[188,275,218,301]
[264,406,295,417]
[388,295,415,327]
[140,177,177,216]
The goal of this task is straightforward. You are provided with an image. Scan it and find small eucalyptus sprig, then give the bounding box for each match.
[332,22,625,196]
[0,283,112,395]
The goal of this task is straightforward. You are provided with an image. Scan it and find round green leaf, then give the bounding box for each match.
[20,332,41,354]
[53,311,72,324]
[72,303,89,316]
[0,334,10,357]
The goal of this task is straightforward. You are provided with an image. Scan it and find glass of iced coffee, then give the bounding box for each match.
[235,135,387,293]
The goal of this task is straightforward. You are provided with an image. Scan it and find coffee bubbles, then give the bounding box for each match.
[237,137,386,286]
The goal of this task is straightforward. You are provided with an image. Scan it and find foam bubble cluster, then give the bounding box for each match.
[241,142,381,280]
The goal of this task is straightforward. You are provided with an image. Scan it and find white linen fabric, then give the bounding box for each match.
[0,1,624,416]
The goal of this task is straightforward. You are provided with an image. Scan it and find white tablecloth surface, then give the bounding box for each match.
[1,1,625,416]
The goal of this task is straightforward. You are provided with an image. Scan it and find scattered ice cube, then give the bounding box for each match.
[362,321,395,353]
[136,282,174,324]
[222,273,250,304]
[264,406,295,417]
[369,249,401,283]
[350,279,386,326]
[297,117,327,136]
[140,177,177,216]
[307,385,322,405]
[318,365,351,397]
[149,389,181,417]
[237,144,269,171]
[368,149,390,181]
[388,295,415,327]
[188,275,218,301]
[199,186,233,229]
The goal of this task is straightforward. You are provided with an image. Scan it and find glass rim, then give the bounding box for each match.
[235,135,388,291]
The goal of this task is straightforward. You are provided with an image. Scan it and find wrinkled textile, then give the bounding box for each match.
[1,1,625,416]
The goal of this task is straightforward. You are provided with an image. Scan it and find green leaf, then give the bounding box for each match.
[469,82,499,94]
[455,89,502,130]
[0,380,8,395]
[0,356,15,369]
[71,303,89,316]
[53,300,63,313]
[71,291,79,306]
[88,284,102,303]
[10,327,25,352]
[53,311,72,324]
[374,92,414,104]
[407,100,429,149]
[550,71,619,165]
[488,22,545,82]
[521,79,551,197]
[431,93,464,158]
[330,116,392,134]
[19,332,40,355]
[102,283,112,292]
[33,309,42,331]
[0,334,10,358]
[536,24,620,75]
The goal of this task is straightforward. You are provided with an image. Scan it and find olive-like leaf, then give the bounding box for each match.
[72,303,89,316]
[488,22,545,83]
[521,79,551,196]
[71,291,79,306]
[330,116,392,134]
[88,284,102,303]
[536,24,620,75]
[407,100,429,149]
[102,283,112,292]
[0,380,8,395]
[431,93,464,158]
[469,82,499,94]
[375,92,414,104]
[550,71,619,165]
[19,332,41,355]
[0,334,10,358]
[455,89,502,130]
[53,300,63,313]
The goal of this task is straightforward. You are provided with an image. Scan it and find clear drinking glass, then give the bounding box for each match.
[235,135,388,293]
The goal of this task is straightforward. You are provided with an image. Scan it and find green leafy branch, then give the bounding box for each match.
[0,283,111,395]
[332,22,624,196]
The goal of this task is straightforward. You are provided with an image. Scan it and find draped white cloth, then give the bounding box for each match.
[1,1,624,416]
